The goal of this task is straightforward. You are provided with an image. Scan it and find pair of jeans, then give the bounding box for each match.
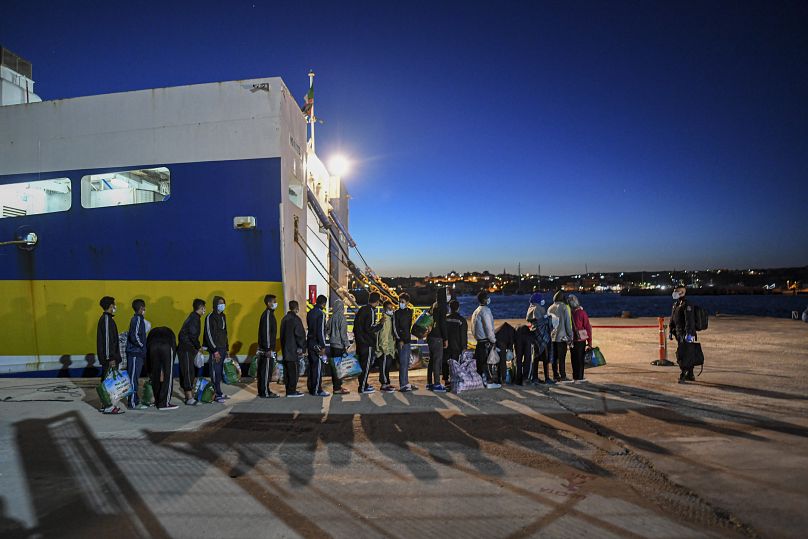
[210,348,226,397]
[397,343,411,387]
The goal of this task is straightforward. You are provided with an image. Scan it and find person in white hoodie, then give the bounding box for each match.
[547,291,573,382]
[471,290,500,389]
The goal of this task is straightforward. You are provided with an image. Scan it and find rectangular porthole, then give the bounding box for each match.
[0,178,72,218]
[80,167,170,209]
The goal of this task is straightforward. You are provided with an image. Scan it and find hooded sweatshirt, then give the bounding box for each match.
[203,295,228,352]
[428,288,449,340]
[328,298,350,350]
[547,300,573,343]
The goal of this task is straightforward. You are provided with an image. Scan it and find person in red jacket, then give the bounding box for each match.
[568,294,593,382]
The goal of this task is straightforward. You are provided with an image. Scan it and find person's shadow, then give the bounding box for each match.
[58,355,73,378]
[0,497,28,538]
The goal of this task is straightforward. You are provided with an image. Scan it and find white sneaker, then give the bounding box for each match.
[486,383,502,389]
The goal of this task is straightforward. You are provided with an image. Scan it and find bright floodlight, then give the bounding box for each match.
[329,155,351,177]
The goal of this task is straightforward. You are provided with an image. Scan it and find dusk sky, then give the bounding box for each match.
[3,1,807,276]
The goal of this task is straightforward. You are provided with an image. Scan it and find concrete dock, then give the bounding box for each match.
[0,316,806,538]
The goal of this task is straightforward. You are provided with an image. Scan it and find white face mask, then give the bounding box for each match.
[200,308,206,316]
[672,291,680,300]
[111,306,117,314]
[217,303,225,313]
[486,298,491,306]
[399,302,406,309]
[386,310,394,316]
[270,302,278,310]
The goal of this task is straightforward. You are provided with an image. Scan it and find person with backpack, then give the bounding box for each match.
[568,294,593,383]
[178,298,205,405]
[670,285,698,383]
[257,294,280,399]
[547,291,573,383]
[354,292,383,394]
[426,288,449,392]
[327,297,351,395]
[471,290,499,388]
[125,299,148,410]
[393,292,417,392]
[445,299,468,388]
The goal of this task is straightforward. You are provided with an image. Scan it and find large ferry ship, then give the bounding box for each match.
[0,47,369,376]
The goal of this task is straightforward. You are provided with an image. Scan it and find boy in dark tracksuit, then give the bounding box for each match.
[493,322,516,386]
[257,294,280,398]
[178,298,205,405]
[97,296,123,414]
[203,295,229,403]
[125,299,148,409]
[147,326,178,410]
[279,301,306,397]
[426,288,449,392]
[354,292,383,394]
[445,299,468,385]
[306,295,329,396]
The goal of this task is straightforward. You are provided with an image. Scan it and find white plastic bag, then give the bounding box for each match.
[194,351,205,369]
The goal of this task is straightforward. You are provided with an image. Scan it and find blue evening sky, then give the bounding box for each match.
[3,1,807,276]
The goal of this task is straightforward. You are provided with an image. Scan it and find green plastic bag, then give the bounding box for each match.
[142,380,154,406]
[248,357,258,378]
[96,384,111,408]
[223,358,241,384]
[200,384,215,403]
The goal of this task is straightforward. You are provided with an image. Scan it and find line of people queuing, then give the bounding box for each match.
[94,286,596,413]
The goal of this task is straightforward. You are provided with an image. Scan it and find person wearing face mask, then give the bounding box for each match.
[426,287,450,392]
[669,285,697,383]
[257,294,280,399]
[471,290,499,388]
[375,300,398,392]
[306,295,330,397]
[327,297,351,395]
[203,295,229,403]
[125,299,148,410]
[178,298,206,405]
[354,292,383,394]
[97,296,124,414]
[393,293,416,391]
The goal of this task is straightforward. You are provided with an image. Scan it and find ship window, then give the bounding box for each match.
[80,167,170,209]
[0,178,72,218]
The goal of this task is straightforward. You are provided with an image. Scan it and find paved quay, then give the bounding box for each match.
[0,315,806,538]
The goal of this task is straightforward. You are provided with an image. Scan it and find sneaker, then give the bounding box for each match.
[577,378,589,383]
[686,373,696,382]
[486,383,502,389]
[316,390,331,397]
[159,403,179,410]
[544,378,557,385]
[267,392,281,399]
[399,384,413,392]
[221,394,231,400]
[678,378,687,384]
[432,384,447,393]
[425,383,434,391]
[409,384,419,390]
[359,386,376,394]
[136,404,149,410]
[102,406,125,414]
[185,398,198,405]
[333,387,350,395]
[214,396,226,403]
[286,391,304,398]
[381,385,396,393]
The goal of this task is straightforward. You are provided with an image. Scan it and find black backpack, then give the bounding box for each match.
[693,305,709,332]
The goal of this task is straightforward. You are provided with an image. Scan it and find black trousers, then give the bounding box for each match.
[150,349,175,407]
[474,340,492,378]
[532,344,551,381]
[283,359,299,394]
[329,346,344,390]
[178,346,196,391]
[553,342,569,379]
[378,354,392,385]
[307,346,324,395]
[357,344,374,391]
[571,341,586,380]
[514,341,530,385]
[257,351,276,396]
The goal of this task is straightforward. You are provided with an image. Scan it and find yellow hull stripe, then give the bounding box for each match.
[0,280,284,357]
